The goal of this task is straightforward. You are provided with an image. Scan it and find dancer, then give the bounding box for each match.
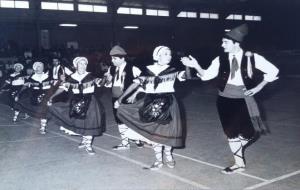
[115,46,187,170]
[47,57,105,155]
[181,24,279,174]
[48,56,71,103]
[0,63,28,121]
[14,61,53,134]
[105,45,144,150]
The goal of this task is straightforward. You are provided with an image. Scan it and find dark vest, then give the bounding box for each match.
[109,63,136,92]
[49,65,65,80]
[218,52,263,91]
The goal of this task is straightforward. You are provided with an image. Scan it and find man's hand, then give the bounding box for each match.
[244,86,262,96]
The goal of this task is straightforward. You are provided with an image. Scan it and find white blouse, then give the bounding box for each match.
[134,64,185,93]
[61,72,95,94]
[30,73,51,90]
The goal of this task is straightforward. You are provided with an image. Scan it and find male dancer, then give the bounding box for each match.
[105,45,144,150]
[181,24,279,174]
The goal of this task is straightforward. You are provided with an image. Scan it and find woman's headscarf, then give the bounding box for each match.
[152,46,170,61]
[73,57,88,68]
[14,63,24,71]
[32,62,44,71]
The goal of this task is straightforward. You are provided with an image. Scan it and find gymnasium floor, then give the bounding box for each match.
[0,76,299,190]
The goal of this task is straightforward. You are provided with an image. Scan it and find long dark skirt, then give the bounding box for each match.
[217,96,255,139]
[49,82,69,103]
[48,95,105,136]
[117,94,183,147]
[0,86,22,109]
[14,89,50,119]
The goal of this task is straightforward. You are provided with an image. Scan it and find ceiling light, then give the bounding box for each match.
[59,24,78,27]
[123,26,139,29]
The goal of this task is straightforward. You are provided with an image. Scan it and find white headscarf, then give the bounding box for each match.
[14,63,24,71]
[152,46,170,61]
[32,62,44,71]
[73,57,88,68]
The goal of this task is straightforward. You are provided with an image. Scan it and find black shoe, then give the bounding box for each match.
[112,144,130,150]
[221,164,245,174]
[135,141,144,148]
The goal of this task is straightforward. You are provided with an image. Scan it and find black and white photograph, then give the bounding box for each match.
[0,0,299,189]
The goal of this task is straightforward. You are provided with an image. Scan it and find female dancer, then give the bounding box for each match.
[47,57,105,155]
[14,61,53,134]
[0,63,29,121]
[115,46,186,170]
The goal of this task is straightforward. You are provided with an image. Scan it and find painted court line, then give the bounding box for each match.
[22,121,268,182]
[244,170,300,190]
[0,135,62,144]
[0,124,23,127]
[21,121,210,189]
[49,130,211,190]
[104,132,268,182]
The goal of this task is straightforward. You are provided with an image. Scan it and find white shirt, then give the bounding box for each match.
[52,65,61,80]
[105,63,141,88]
[198,50,279,85]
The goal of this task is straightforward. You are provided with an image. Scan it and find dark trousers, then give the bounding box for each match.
[217,96,255,139]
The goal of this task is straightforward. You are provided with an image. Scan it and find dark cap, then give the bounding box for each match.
[225,24,248,42]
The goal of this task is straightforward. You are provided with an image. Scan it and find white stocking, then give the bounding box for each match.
[228,138,245,167]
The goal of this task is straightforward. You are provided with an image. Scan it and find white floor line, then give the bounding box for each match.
[22,120,266,183]
[20,121,210,189]
[103,132,268,182]
[49,130,211,190]
[0,136,62,143]
[244,170,300,190]
[0,124,22,126]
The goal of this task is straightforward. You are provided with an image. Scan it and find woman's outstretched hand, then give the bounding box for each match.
[180,55,198,68]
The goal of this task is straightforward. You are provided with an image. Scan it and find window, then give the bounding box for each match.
[0,0,29,9]
[117,7,142,15]
[146,9,169,17]
[245,15,262,21]
[177,11,197,18]
[226,14,243,20]
[58,3,73,11]
[199,12,219,19]
[78,4,107,12]
[41,1,74,11]
[93,5,107,13]
[41,2,57,10]
[15,0,28,8]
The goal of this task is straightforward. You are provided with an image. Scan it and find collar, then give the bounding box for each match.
[72,72,89,82]
[31,72,48,82]
[116,62,127,72]
[147,64,170,76]
[11,72,21,77]
[229,49,243,60]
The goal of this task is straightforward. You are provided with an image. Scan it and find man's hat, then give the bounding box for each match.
[109,45,127,56]
[225,24,248,42]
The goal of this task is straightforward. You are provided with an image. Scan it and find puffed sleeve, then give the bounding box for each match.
[254,53,279,82]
